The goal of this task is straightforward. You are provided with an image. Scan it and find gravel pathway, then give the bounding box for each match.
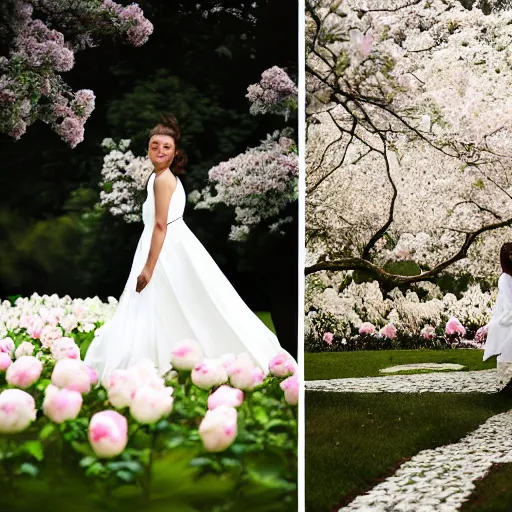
[306,370,498,394]
[339,410,512,511]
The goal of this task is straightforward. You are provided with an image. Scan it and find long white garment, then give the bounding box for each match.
[483,272,512,386]
[84,173,283,380]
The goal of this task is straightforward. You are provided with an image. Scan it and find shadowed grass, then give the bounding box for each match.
[255,311,276,334]
[461,463,512,512]
[305,350,496,381]
[305,392,512,512]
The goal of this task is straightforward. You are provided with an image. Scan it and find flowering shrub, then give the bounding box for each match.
[1,0,153,146]
[305,275,494,352]
[192,66,298,241]
[98,138,153,223]
[0,293,298,510]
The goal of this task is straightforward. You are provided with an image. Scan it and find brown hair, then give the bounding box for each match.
[500,243,512,276]
[149,113,188,175]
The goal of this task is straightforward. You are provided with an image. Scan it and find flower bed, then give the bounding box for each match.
[0,294,298,511]
[305,278,492,352]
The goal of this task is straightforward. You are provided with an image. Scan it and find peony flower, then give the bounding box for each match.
[475,324,489,343]
[88,410,128,458]
[228,353,258,391]
[14,341,34,359]
[191,358,228,390]
[198,405,238,452]
[208,385,244,411]
[26,317,45,339]
[0,337,15,356]
[170,339,204,371]
[51,359,91,394]
[380,324,397,339]
[359,322,377,335]
[6,356,43,389]
[0,353,12,371]
[40,325,63,349]
[420,325,436,339]
[269,352,297,378]
[43,384,83,424]
[51,337,80,360]
[129,386,174,424]
[280,374,299,406]
[445,317,466,336]
[0,389,37,433]
[85,365,98,386]
[323,332,334,345]
[103,368,137,408]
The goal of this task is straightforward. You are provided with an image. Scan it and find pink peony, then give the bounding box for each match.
[280,374,299,406]
[359,322,377,335]
[129,386,174,424]
[0,353,12,371]
[14,341,34,359]
[43,384,83,424]
[26,317,45,339]
[51,359,91,394]
[40,325,63,349]
[380,324,397,339]
[88,410,128,458]
[0,337,15,356]
[170,339,204,371]
[269,352,297,378]
[104,368,138,408]
[85,365,98,386]
[323,332,334,345]
[475,324,489,343]
[445,317,466,336]
[191,359,228,390]
[0,389,37,433]
[208,385,244,411]
[228,354,259,391]
[420,325,436,339]
[198,406,238,453]
[51,337,80,360]
[6,356,43,388]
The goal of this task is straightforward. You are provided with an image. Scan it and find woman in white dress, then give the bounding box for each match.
[84,115,284,381]
[483,243,512,390]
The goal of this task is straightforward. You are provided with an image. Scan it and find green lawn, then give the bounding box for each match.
[305,392,512,512]
[305,350,496,380]
[255,311,276,334]
[462,463,512,511]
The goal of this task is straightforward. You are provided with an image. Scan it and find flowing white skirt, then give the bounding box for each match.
[84,220,282,381]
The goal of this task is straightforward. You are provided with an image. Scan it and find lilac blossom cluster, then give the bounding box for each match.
[98,138,153,223]
[194,132,298,241]
[0,0,152,145]
[246,66,298,119]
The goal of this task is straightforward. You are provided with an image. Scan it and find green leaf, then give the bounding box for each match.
[79,456,96,468]
[24,440,43,461]
[116,470,134,482]
[39,423,56,441]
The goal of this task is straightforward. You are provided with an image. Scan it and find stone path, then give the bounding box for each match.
[379,363,466,374]
[339,411,512,511]
[306,369,498,394]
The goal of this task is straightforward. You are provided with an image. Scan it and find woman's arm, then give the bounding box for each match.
[136,172,176,293]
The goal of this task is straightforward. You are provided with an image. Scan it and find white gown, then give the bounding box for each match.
[84,172,283,381]
[483,272,512,386]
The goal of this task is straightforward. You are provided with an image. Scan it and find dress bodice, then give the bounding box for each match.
[142,172,186,226]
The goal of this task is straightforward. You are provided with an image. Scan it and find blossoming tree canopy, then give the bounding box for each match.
[306,0,512,282]
[0,0,153,146]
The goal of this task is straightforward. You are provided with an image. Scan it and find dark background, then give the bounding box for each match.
[0,0,298,356]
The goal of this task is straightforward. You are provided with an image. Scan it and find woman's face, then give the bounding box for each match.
[148,135,175,168]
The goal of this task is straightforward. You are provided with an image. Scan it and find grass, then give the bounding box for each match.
[461,463,512,511]
[305,350,496,380]
[305,392,512,512]
[255,311,276,334]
